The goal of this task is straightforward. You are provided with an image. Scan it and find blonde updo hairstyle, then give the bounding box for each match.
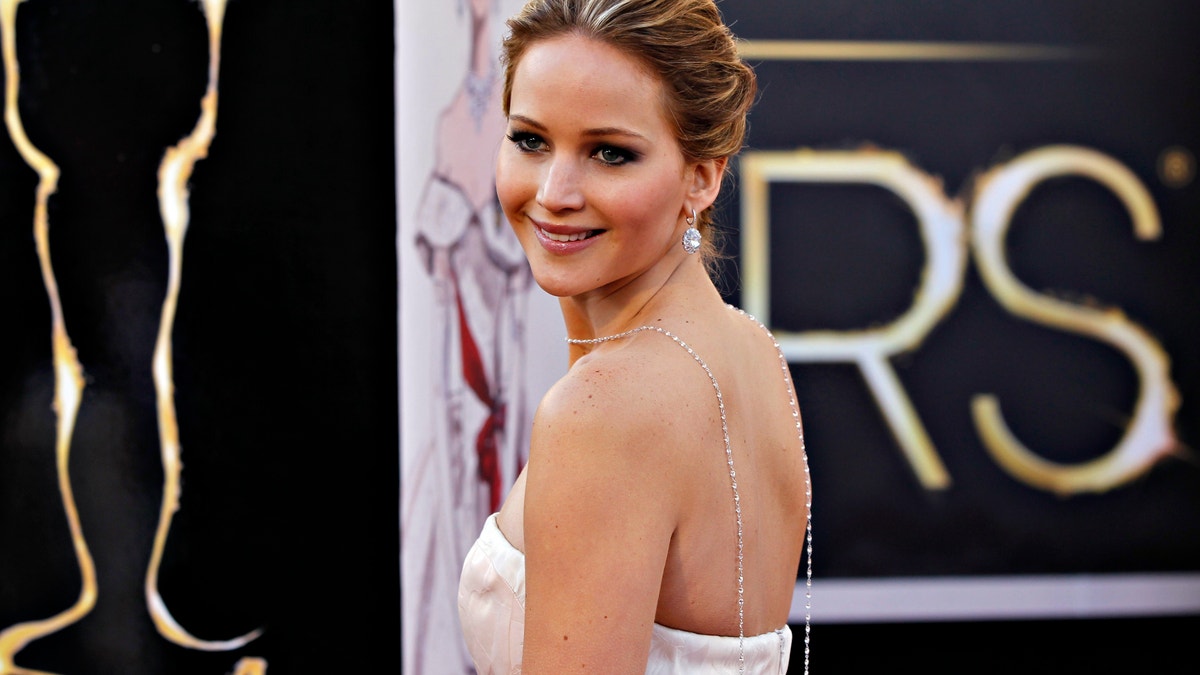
[500,0,757,269]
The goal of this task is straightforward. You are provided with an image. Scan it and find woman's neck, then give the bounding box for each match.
[560,258,720,359]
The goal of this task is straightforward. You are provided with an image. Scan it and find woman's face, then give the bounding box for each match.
[496,34,696,300]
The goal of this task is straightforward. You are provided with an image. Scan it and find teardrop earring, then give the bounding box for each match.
[682,209,701,254]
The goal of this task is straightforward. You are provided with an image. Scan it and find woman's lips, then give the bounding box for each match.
[532,219,601,253]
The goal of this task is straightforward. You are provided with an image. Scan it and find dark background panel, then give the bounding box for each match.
[714,0,1200,577]
[712,0,1200,671]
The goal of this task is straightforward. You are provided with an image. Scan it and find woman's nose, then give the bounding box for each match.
[536,158,585,213]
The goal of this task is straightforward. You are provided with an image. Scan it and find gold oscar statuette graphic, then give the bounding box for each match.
[1,0,266,671]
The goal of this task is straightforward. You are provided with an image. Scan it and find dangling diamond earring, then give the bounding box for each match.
[682,209,701,254]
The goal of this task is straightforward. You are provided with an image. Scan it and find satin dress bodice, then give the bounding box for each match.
[458,514,792,674]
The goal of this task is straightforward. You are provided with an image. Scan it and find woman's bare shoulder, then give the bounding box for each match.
[525,335,715,506]
[536,335,709,448]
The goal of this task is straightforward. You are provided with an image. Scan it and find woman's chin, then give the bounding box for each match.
[531,276,578,298]
[528,267,595,299]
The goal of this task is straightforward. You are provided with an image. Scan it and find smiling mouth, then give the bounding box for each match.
[538,226,599,242]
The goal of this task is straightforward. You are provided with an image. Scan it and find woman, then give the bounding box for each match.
[458,1,812,673]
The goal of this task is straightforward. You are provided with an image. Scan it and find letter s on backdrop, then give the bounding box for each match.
[969,145,1180,495]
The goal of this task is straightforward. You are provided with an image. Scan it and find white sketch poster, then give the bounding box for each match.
[395,1,565,672]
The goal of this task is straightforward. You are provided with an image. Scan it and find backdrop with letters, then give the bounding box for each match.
[721,0,1199,581]
[715,1,1200,669]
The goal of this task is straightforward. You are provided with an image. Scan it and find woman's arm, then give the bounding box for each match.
[521,352,686,673]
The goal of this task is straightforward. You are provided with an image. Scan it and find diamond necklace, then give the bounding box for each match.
[566,306,812,675]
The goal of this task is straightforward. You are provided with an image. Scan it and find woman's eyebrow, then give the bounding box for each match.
[581,126,647,141]
[509,114,647,141]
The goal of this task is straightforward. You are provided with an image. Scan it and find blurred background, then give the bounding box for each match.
[2,0,1197,673]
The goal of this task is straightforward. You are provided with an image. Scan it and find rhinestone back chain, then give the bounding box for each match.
[566,306,812,675]
[733,307,812,675]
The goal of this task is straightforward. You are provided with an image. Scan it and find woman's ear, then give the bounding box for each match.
[687,157,728,212]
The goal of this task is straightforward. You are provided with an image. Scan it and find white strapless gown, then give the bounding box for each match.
[458,513,792,674]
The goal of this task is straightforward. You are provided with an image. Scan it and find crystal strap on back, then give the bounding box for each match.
[566,306,812,675]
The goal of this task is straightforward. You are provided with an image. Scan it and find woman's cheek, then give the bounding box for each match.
[495,154,531,224]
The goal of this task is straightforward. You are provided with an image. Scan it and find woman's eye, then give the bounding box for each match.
[595,146,633,165]
[508,132,545,152]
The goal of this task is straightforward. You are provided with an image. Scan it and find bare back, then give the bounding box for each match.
[650,306,808,636]
[498,304,808,642]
